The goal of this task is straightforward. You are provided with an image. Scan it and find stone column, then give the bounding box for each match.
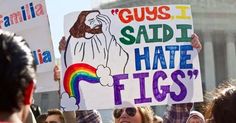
[203,31,216,91]
[226,32,236,79]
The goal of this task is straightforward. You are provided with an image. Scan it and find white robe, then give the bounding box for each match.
[65,33,128,74]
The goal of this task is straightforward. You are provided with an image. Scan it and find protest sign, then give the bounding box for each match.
[0,0,57,92]
[61,5,203,110]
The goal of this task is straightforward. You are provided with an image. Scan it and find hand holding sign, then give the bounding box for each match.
[191,33,202,52]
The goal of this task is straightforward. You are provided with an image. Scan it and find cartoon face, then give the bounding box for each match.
[85,12,101,30]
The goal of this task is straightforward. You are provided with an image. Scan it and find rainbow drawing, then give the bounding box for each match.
[63,63,100,105]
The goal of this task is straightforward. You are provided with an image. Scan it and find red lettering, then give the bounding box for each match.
[134,7,145,22]
[146,7,158,21]
[37,49,43,64]
[118,9,133,23]
[26,4,31,20]
[10,12,23,24]
[0,15,3,29]
[35,4,44,16]
[158,6,171,19]
[118,6,171,24]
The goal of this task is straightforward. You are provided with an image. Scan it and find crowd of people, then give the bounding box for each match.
[1,28,236,123]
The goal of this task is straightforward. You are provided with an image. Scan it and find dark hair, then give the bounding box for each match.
[69,10,101,38]
[36,113,47,123]
[0,30,36,113]
[204,81,236,123]
[47,109,65,123]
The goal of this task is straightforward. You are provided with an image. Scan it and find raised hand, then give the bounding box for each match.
[97,14,112,38]
[53,65,60,81]
[191,33,202,52]
[59,36,67,53]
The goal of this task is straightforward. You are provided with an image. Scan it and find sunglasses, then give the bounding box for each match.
[113,107,137,119]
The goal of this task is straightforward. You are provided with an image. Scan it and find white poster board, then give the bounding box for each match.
[0,0,58,92]
[61,5,203,110]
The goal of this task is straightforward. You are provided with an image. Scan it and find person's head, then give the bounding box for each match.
[153,115,163,123]
[69,10,102,39]
[0,30,36,121]
[113,106,154,123]
[204,81,236,123]
[186,111,205,123]
[36,113,47,123]
[45,109,65,123]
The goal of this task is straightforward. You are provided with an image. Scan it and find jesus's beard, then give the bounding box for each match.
[85,25,102,34]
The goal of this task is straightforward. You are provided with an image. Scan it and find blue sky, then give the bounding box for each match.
[45,0,92,58]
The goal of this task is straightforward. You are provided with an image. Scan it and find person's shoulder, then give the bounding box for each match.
[76,110,102,123]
